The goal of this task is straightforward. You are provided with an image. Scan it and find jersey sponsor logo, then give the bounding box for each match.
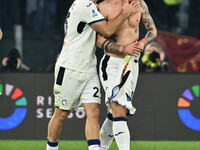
[86,3,92,7]
[92,9,97,18]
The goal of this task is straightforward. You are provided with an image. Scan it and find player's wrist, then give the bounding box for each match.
[119,45,126,53]
[140,39,147,47]
[101,39,109,50]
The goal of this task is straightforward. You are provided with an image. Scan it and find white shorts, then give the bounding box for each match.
[54,65,101,110]
[99,55,139,115]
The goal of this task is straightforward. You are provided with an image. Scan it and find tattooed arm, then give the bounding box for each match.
[96,34,141,57]
[137,0,157,49]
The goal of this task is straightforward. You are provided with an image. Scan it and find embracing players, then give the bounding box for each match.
[46,0,141,150]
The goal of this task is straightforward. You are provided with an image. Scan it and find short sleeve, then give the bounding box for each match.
[77,1,106,25]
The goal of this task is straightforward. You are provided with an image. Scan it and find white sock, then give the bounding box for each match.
[46,139,58,150]
[88,139,100,150]
[113,118,130,150]
[100,114,114,150]
[88,145,100,150]
[46,144,58,150]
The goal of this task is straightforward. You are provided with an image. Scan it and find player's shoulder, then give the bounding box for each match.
[76,0,96,8]
[98,0,109,10]
[74,0,97,14]
[98,0,112,18]
[98,0,109,6]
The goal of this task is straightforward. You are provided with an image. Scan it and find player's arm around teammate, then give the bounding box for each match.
[96,35,142,57]
[95,0,142,56]
[91,0,138,38]
[91,0,139,38]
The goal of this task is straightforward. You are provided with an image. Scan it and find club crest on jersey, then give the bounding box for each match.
[62,99,67,105]
[86,3,92,7]
[92,9,97,17]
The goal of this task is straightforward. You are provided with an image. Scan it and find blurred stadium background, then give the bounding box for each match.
[0,0,200,149]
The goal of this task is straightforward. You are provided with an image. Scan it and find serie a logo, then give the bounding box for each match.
[0,83,27,130]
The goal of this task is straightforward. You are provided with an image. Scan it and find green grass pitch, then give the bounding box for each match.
[0,140,200,150]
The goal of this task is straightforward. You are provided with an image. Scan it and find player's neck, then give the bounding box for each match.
[109,0,123,4]
[91,0,97,3]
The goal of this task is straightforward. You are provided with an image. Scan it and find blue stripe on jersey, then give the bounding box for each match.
[88,19,106,26]
[107,114,113,121]
[87,139,100,146]
[113,117,127,122]
[47,139,58,147]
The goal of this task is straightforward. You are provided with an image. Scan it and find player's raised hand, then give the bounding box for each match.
[122,0,139,17]
[123,41,142,56]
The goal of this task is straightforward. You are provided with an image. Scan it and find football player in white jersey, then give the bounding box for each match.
[46,0,141,150]
[96,0,157,149]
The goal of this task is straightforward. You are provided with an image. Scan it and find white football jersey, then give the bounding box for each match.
[56,0,105,73]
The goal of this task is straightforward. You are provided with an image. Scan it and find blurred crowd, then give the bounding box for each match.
[1,0,199,36]
[146,0,199,36]
[0,0,200,72]
[0,0,72,33]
